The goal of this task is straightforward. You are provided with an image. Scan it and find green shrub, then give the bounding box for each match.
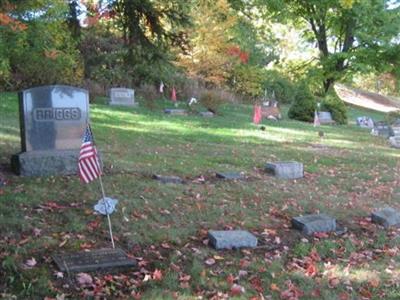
[199,89,225,113]
[263,70,296,104]
[385,110,400,124]
[320,89,348,124]
[288,82,316,122]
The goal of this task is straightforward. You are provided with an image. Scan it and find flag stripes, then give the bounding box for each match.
[78,126,102,183]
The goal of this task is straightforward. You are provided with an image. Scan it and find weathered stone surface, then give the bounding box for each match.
[371,121,394,138]
[292,214,336,235]
[153,174,184,184]
[208,230,257,250]
[164,109,187,115]
[389,136,400,148]
[11,150,79,176]
[216,172,244,180]
[318,111,335,125]
[199,111,214,117]
[371,207,400,228]
[265,161,303,179]
[53,248,136,273]
[109,88,136,106]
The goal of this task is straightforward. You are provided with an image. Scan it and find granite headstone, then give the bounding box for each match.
[318,111,335,125]
[11,85,89,176]
[371,207,400,228]
[292,214,336,235]
[208,230,257,250]
[109,88,136,106]
[265,161,303,179]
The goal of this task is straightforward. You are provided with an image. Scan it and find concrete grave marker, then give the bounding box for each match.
[153,174,184,184]
[292,214,336,235]
[208,230,257,250]
[265,161,303,179]
[109,88,136,106]
[356,116,374,128]
[216,172,244,180]
[11,85,89,176]
[318,111,335,125]
[164,109,187,115]
[53,248,136,273]
[371,207,400,228]
[199,111,214,117]
[371,121,393,138]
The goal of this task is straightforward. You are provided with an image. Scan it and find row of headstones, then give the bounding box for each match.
[153,161,304,184]
[208,207,400,250]
[11,85,215,177]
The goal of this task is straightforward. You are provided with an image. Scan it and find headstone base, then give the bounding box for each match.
[265,161,303,179]
[164,109,187,115]
[371,207,400,228]
[292,214,336,235]
[208,230,257,250]
[11,150,79,176]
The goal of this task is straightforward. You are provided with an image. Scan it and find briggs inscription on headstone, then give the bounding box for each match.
[53,248,136,273]
[109,88,136,106]
[11,85,89,176]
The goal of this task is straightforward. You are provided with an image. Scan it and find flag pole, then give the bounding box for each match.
[98,173,115,249]
[88,124,115,249]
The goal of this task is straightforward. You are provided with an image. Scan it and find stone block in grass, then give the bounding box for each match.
[153,175,184,184]
[292,214,336,235]
[265,161,303,179]
[199,111,214,117]
[215,172,244,180]
[164,109,187,115]
[208,230,257,250]
[371,207,400,228]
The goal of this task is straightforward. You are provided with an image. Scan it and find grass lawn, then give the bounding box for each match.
[1,92,400,299]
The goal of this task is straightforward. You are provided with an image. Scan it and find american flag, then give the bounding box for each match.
[78,125,102,183]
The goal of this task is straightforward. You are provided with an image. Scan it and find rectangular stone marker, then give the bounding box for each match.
[109,88,136,106]
[199,111,214,117]
[292,214,336,235]
[11,85,89,176]
[53,248,136,273]
[164,109,187,115]
[265,161,303,179]
[153,174,184,184]
[371,207,400,228]
[216,172,244,180]
[389,136,400,148]
[318,111,335,125]
[208,230,257,250]
[371,121,393,138]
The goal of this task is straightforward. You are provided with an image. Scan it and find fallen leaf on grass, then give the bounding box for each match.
[76,273,93,286]
[226,274,235,285]
[328,277,340,288]
[270,283,280,292]
[152,269,163,281]
[23,257,37,269]
[368,278,380,288]
[230,284,245,296]
[205,258,216,266]
[359,287,372,299]
[339,292,350,300]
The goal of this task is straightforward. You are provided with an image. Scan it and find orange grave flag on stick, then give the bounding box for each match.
[253,105,262,124]
[171,86,177,102]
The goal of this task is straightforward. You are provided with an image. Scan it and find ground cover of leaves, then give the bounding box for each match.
[1,92,400,299]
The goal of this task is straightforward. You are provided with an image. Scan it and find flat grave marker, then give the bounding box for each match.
[265,161,303,179]
[11,85,89,176]
[208,230,257,250]
[216,172,244,180]
[164,109,187,115]
[292,214,336,235]
[53,248,136,273]
[371,207,400,228]
[109,88,136,106]
[371,121,393,138]
[199,111,214,117]
[153,174,184,184]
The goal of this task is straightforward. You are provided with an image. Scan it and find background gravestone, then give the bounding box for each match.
[371,121,393,138]
[11,85,89,176]
[109,88,136,106]
[318,111,335,125]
